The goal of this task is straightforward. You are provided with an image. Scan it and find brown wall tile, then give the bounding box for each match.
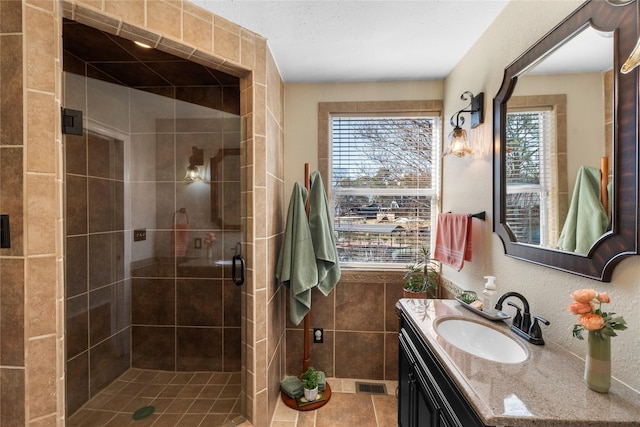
[26,174,56,255]
[66,353,88,415]
[27,256,57,337]
[132,326,175,370]
[0,147,24,256]
[146,0,181,41]
[214,25,240,63]
[177,327,223,371]
[384,332,399,381]
[25,6,55,92]
[0,1,22,33]
[177,279,223,326]
[1,368,25,426]
[131,278,175,325]
[89,331,129,395]
[65,176,88,236]
[26,91,56,173]
[89,285,117,346]
[27,336,57,419]
[0,258,25,366]
[0,35,24,146]
[104,0,145,25]
[334,332,384,380]
[65,236,87,298]
[335,281,385,331]
[88,233,120,289]
[66,295,88,359]
[223,327,242,372]
[183,12,213,52]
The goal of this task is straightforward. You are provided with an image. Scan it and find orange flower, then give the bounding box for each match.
[569,288,627,340]
[570,288,597,303]
[567,301,592,315]
[578,313,605,331]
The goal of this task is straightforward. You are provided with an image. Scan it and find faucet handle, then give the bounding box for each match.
[528,315,550,340]
[507,301,522,329]
[532,315,550,325]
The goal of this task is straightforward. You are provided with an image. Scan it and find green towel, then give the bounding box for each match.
[309,171,341,296]
[557,166,608,254]
[276,182,318,325]
[280,376,304,398]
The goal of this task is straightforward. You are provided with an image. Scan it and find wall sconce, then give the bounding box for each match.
[621,36,640,74]
[184,146,204,182]
[443,91,484,157]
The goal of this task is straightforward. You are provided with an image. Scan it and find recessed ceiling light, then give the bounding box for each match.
[134,41,152,49]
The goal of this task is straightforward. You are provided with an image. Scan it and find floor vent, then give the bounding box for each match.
[356,382,387,395]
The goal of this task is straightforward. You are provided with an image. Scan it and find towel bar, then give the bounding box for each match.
[446,211,486,221]
[468,211,485,221]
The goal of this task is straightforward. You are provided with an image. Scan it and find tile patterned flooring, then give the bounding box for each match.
[67,369,243,427]
[66,370,397,427]
[269,379,398,427]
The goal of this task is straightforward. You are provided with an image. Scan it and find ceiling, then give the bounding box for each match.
[192,0,509,83]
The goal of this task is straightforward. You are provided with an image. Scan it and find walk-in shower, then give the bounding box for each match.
[62,19,244,422]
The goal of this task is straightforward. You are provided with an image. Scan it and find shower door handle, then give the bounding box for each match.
[232,254,245,286]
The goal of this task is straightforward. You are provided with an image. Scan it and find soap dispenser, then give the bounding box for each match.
[482,276,497,315]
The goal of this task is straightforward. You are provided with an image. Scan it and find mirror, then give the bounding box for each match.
[493,0,639,281]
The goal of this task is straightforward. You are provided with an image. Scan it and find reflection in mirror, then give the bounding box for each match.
[505,25,613,253]
[493,0,639,281]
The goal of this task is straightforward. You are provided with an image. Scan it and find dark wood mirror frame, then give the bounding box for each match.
[493,0,639,281]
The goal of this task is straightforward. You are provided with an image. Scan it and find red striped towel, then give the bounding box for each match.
[171,223,189,257]
[433,213,472,271]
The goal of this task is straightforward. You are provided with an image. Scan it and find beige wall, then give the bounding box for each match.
[284,0,640,393]
[445,0,640,391]
[284,81,444,191]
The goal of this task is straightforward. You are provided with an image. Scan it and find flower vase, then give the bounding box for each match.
[584,331,611,393]
[206,246,214,260]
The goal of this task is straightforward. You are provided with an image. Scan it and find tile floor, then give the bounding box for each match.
[66,370,397,427]
[67,369,243,427]
[269,379,398,427]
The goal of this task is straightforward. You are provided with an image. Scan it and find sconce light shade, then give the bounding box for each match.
[184,146,204,182]
[443,91,484,158]
[445,127,473,157]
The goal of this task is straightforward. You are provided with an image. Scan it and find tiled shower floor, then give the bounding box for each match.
[67,369,243,427]
[67,369,397,427]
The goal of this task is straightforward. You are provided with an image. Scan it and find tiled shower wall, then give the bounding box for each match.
[65,126,127,415]
[63,73,244,415]
[1,1,284,425]
[0,0,26,421]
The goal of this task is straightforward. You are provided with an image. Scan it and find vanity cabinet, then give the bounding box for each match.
[398,312,486,427]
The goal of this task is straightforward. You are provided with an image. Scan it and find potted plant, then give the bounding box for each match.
[301,366,320,401]
[403,247,439,299]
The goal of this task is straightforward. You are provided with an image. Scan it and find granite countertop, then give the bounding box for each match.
[399,298,640,427]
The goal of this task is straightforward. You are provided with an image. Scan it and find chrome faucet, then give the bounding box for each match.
[495,292,549,345]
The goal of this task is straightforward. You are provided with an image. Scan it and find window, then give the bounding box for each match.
[505,95,566,247]
[319,101,442,268]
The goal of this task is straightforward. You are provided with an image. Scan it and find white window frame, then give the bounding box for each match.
[505,95,567,247]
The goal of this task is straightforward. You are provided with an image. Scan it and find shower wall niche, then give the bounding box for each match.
[63,20,243,416]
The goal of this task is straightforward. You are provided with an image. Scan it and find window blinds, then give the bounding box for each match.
[505,108,558,246]
[330,115,440,266]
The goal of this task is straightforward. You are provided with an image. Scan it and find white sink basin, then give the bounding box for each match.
[435,318,528,363]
